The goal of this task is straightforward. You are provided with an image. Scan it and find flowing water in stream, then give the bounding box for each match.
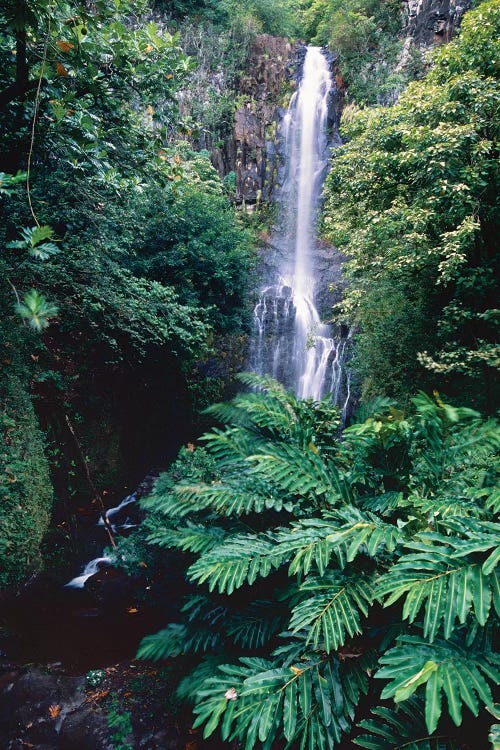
[250,46,351,413]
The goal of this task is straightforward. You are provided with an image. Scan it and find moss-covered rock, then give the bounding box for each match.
[0,374,53,590]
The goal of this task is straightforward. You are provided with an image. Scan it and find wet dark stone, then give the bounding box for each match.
[59,706,114,750]
[0,667,86,749]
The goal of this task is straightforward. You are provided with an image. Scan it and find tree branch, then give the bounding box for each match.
[0,78,42,111]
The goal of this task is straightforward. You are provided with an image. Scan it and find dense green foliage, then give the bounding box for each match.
[302,0,410,104]
[1,23,498,750]
[0,0,256,586]
[156,0,302,37]
[0,373,53,588]
[323,0,500,408]
[137,374,499,748]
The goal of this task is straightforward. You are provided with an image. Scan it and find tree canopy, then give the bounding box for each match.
[322,0,500,409]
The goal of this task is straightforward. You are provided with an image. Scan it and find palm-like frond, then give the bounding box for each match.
[137,623,188,660]
[187,533,283,594]
[192,651,374,749]
[176,655,230,702]
[146,521,225,553]
[175,476,293,516]
[202,426,261,468]
[227,601,286,649]
[324,507,406,561]
[137,378,499,749]
[274,519,345,576]
[489,718,500,750]
[411,393,500,492]
[249,443,352,505]
[355,696,458,749]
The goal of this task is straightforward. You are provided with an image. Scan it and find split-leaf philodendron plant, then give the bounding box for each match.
[137,373,499,749]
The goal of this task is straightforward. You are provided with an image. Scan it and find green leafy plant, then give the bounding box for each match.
[14,289,58,331]
[322,0,500,407]
[7,225,60,260]
[137,374,499,748]
[107,698,133,750]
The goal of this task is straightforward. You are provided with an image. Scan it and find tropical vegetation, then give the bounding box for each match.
[137,374,499,748]
[323,0,500,410]
[0,0,498,746]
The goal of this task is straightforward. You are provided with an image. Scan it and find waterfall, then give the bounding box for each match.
[250,46,351,410]
[65,556,112,589]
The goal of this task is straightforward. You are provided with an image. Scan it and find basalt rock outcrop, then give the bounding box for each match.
[399,0,472,65]
[214,36,343,206]
[223,34,294,205]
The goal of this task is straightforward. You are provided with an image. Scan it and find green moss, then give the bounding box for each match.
[0,374,53,589]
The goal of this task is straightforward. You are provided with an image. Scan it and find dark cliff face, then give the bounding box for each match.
[218,36,341,206]
[229,34,293,205]
[401,0,472,49]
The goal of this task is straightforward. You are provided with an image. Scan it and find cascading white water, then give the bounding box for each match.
[65,556,112,589]
[251,46,351,410]
[64,493,139,588]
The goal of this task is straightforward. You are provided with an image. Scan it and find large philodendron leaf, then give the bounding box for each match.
[146,521,226,553]
[377,527,500,641]
[187,533,284,594]
[355,696,459,749]
[376,634,499,733]
[191,651,373,749]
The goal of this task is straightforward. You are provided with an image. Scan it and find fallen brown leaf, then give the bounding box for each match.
[49,704,61,719]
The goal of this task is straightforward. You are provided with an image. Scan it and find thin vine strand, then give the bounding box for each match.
[26,2,54,227]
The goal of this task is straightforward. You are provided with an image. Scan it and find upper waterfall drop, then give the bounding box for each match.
[290,47,332,298]
[251,46,351,412]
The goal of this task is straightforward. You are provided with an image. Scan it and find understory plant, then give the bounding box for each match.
[138,374,499,748]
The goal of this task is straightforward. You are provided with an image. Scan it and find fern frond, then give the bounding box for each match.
[202,426,263,468]
[274,519,342,576]
[489,719,500,750]
[249,443,352,505]
[359,491,410,515]
[231,391,299,437]
[485,487,500,514]
[137,623,187,660]
[411,394,499,491]
[352,396,396,423]
[141,487,205,517]
[411,492,488,521]
[191,650,373,749]
[289,572,374,651]
[377,634,499,733]
[177,655,230,702]
[137,619,224,661]
[146,521,225,553]
[324,507,406,561]
[227,601,285,649]
[182,594,228,626]
[175,476,293,516]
